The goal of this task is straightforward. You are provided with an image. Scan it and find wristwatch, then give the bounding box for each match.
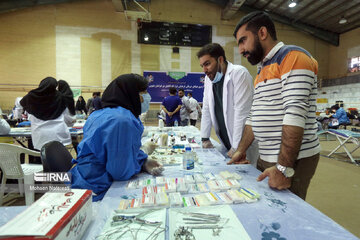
[276,163,295,178]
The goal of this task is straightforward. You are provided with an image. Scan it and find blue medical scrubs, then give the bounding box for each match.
[333,108,350,125]
[70,106,147,201]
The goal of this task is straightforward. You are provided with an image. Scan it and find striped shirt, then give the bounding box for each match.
[246,42,320,163]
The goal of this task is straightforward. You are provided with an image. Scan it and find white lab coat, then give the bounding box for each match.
[13,97,23,120]
[179,96,191,121]
[29,108,74,150]
[200,61,254,150]
[0,119,10,135]
[188,97,200,120]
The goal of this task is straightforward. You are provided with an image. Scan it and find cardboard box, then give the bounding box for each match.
[0,189,92,240]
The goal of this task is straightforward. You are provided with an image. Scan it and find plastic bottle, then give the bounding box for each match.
[183,147,194,170]
[174,120,178,127]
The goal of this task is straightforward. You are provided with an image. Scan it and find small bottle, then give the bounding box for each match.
[174,120,178,127]
[183,147,194,170]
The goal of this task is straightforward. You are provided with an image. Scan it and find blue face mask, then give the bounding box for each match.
[141,93,151,113]
[212,71,223,84]
[212,59,223,84]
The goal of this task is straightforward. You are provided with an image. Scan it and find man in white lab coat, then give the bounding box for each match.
[197,43,254,158]
[187,92,201,126]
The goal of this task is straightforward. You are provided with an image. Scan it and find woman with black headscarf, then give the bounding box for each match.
[75,96,87,115]
[70,74,163,201]
[20,77,73,151]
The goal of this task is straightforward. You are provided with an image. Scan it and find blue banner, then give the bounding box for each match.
[144,71,205,103]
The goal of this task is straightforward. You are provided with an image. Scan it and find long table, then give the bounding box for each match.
[4,127,83,138]
[0,126,358,240]
[0,127,83,148]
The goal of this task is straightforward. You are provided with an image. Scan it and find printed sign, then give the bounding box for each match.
[144,71,205,103]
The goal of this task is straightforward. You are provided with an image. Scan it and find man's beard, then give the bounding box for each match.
[244,37,264,65]
[208,61,220,81]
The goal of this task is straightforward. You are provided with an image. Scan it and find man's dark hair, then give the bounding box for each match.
[169,87,177,95]
[197,43,227,62]
[233,11,277,41]
[188,92,192,97]
[178,88,185,93]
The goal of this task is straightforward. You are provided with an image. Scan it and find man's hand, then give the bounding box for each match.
[227,150,250,164]
[257,166,291,190]
[143,160,164,176]
[202,140,214,148]
[227,148,236,158]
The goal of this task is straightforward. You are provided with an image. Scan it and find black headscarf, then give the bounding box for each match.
[101,74,148,118]
[76,96,87,113]
[20,77,66,121]
[58,80,76,115]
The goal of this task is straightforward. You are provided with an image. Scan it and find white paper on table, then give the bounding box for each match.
[169,205,251,240]
[97,208,166,240]
[195,148,226,164]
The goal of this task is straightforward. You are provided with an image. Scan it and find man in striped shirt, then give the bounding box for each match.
[229,11,320,200]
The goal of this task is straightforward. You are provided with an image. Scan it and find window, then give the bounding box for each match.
[348,56,360,73]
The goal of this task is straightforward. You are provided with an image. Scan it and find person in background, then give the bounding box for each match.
[12,97,23,121]
[161,87,182,127]
[20,77,73,159]
[178,88,191,126]
[92,92,102,111]
[139,90,151,123]
[86,93,95,114]
[158,108,166,125]
[0,108,10,135]
[75,96,88,115]
[187,92,202,126]
[70,74,163,201]
[329,104,350,129]
[230,11,320,200]
[197,43,254,158]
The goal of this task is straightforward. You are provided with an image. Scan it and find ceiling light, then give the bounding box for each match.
[339,16,347,24]
[144,35,149,41]
[288,0,296,8]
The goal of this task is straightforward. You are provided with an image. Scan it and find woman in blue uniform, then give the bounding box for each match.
[71,74,163,201]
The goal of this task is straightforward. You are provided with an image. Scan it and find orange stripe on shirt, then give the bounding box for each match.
[254,63,281,87]
[280,51,318,76]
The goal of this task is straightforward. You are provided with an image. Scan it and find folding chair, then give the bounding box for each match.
[326,129,360,165]
[0,143,43,206]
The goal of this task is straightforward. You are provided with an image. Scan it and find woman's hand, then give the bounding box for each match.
[143,160,164,176]
[141,141,158,155]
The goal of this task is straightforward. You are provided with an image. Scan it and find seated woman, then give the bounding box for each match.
[329,104,350,129]
[75,96,88,115]
[20,77,73,154]
[70,74,163,201]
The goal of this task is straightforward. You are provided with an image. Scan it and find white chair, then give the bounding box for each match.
[0,143,43,206]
